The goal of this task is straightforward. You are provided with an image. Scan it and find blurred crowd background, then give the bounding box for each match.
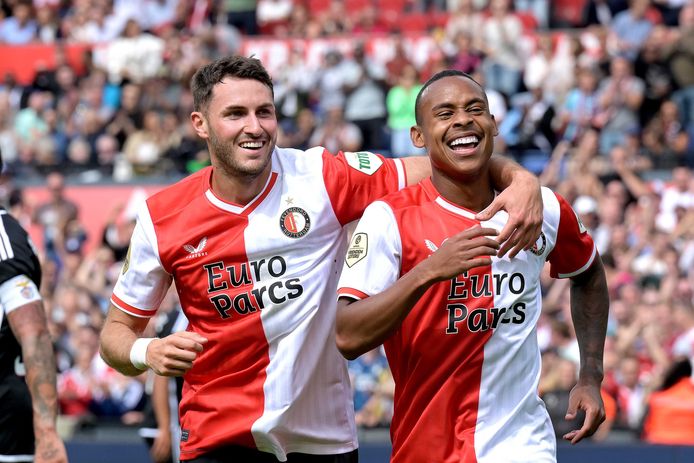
[1,0,693,449]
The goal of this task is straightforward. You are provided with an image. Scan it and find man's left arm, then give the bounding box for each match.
[8,300,68,463]
[401,154,542,258]
[564,257,609,444]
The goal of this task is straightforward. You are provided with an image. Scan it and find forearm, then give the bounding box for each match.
[152,374,171,431]
[337,266,435,360]
[570,258,609,383]
[22,330,60,435]
[488,154,537,191]
[99,306,149,376]
[401,156,431,186]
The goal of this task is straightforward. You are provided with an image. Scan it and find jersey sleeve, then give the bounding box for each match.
[110,204,173,318]
[547,193,597,279]
[337,201,402,300]
[322,150,406,225]
[0,213,43,314]
[0,275,41,314]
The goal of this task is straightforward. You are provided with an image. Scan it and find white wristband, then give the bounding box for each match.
[130,338,156,370]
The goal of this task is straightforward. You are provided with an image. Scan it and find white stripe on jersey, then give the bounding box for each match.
[246,149,357,458]
[394,158,406,190]
[0,213,14,261]
[0,275,41,314]
[475,208,556,462]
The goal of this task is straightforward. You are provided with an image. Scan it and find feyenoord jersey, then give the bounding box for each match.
[338,179,596,463]
[111,147,405,461]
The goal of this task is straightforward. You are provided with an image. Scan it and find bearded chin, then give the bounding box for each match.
[210,134,270,178]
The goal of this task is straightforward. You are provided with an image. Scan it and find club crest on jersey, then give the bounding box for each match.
[184,237,208,259]
[529,232,547,256]
[280,207,311,238]
[16,278,34,299]
[346,233,368,267]
[344,151,383,175]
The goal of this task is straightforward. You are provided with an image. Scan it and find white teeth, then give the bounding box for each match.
[450,136,479,146]
[240,142,263,148]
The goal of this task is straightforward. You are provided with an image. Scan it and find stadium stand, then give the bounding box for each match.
[0,0,693,461]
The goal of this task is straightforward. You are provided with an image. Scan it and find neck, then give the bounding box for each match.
[210,165,271,206]
[431,168,495,213]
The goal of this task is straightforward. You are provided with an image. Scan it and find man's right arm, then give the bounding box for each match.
[337,226,499,360]
[99,305,151,376]
[100,305,207,377]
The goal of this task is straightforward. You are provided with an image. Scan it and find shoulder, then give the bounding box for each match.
[377,182,430,213]
[146,167,211,218]
[0,210,34,255]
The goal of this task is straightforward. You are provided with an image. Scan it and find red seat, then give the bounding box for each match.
[398,13,430,32]
[550,0,586,27]
[346,0,370,12]
[516,11,538,31]
[430,11,450,30]
[307,0,331,14]
[378,0,407,11]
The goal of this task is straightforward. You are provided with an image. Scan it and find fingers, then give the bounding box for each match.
[170,331,208,353]
[496,215,542,259]
[458,226,499,240]
[475,201,501,221]
[563,400,605,444]
[149,332,208,376]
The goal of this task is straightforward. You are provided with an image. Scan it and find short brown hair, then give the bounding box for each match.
[191,55,274,113]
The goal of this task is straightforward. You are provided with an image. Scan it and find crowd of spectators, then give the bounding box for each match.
[0,0,693,447]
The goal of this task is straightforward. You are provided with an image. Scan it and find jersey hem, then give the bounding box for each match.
[180,442,358,461]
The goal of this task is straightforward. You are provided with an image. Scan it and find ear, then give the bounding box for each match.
[410,125,425,149]
[491,114,499,137]
[191,111,209,140]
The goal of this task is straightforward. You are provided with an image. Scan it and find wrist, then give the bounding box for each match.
[578,366,604,385]
[411,261,442,286]
[130,337,156,370]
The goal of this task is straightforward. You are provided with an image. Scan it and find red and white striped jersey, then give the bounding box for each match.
[338,179,596,463]
[111,147,406,461]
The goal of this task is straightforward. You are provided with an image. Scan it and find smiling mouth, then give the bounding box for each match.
[448,135,480,152]
[239,141,265,150]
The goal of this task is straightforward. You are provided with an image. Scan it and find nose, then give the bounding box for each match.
[452,110,472,127]
[244,114,263,136]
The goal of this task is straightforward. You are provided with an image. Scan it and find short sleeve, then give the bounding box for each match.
[322,150,406,225]
[337,201,402,300]
[110,204,173,318]
[548,193,597,279]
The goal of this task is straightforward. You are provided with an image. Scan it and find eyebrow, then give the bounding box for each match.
[431,97,486,112]
[221,103,274,113]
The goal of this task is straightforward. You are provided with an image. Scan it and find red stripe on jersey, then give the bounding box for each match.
[337,288,369,300]
[322,150,402,225]
[548,193,596,278]
[110,294,156,318]
[382,179,492,463]
[145,172,271,458]
[242,172,277,216]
